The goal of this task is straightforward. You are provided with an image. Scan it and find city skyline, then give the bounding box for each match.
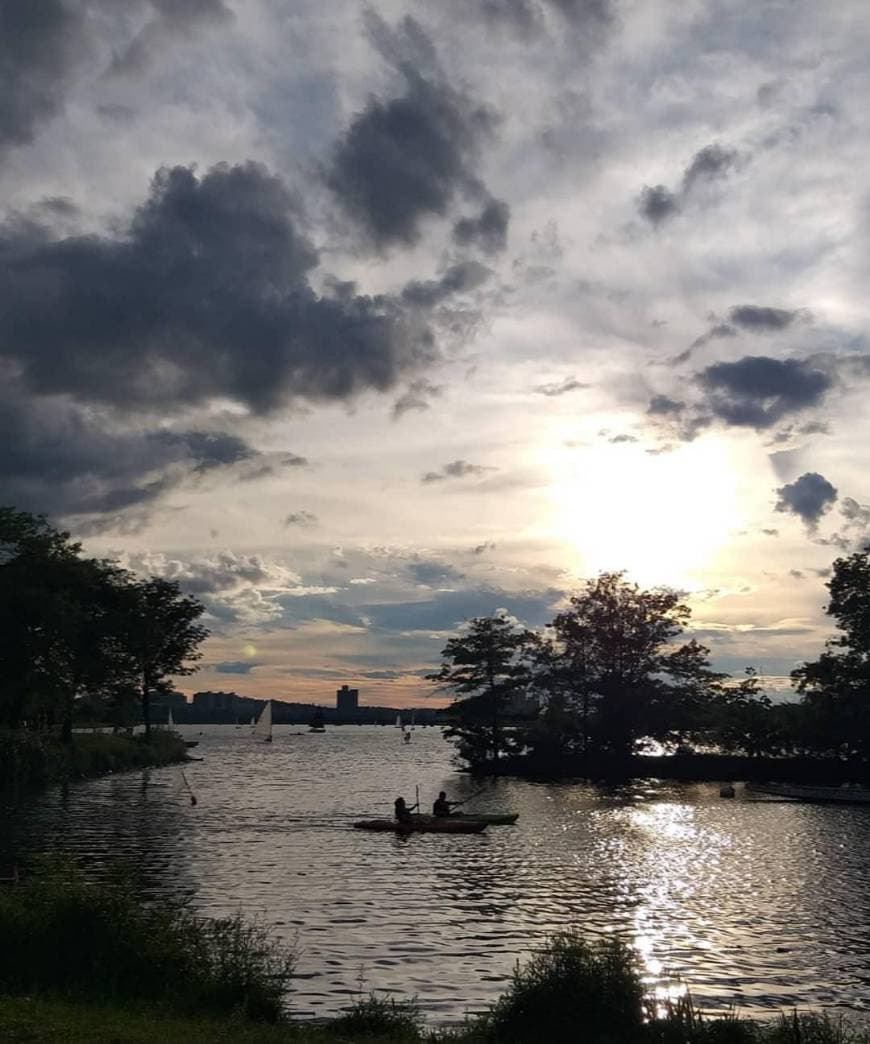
[3,1,870,707]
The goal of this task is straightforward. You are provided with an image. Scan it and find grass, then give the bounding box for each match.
[0,727,189,790]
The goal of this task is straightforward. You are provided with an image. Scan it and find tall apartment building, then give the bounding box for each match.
[336,685,359,713]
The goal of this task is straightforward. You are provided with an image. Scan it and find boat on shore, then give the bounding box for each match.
[353,817,487,834]
[747,782,870,805]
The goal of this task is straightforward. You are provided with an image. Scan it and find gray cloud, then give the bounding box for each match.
[682,143,738,192]
[325,15,496,248]
[728,304,801,331]
[452,198,510,254]
[638,142,738,225]
[0,379,254,521]
[401,260,492,307]
[283,511,318,528]
[647,395,685,416]
[422,459,494,483]
[408,558,464,585]
[109,0,234,77]
[0,0,86,151]
[841,496,870,531]
[775,471,838,530]
[470,541,496,554]
[0,162,436,415]
[212,660,257,675]
[534,376,589,396]
[392,377,443,419]
[699,356,832,429]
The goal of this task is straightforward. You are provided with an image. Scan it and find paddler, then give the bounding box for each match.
[394,796,418,823]
[432,791,460,817]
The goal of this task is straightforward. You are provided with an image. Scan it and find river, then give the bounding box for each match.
[3,724,870,1023]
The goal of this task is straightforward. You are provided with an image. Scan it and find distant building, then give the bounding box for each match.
[336,685,359,713]
[192,691,238,712]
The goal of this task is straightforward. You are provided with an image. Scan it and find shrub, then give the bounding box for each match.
[0,859,294,1022]
[469,933,646,1044]
[330,994,424,1040]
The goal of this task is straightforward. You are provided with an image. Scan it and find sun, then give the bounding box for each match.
[547,435,741,588]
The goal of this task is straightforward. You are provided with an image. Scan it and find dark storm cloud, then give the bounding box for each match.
[647,395,685,416]
[0,380,255,520]
[0,162,436,414]
[452,198,510,254]
[775,472,838,530]
[421,459,493,483]
[698,356,832,429]
[109,0,234,77]
[401,261,492,307]
[0,0,85,150]
[534,377,589,397]
[638,185,679,225]
[728,305,801,331]
[638,142,738,225]
[325,15,496,248]
[682,143,738,191]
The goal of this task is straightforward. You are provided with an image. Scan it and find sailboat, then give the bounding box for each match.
[253,700,273,743]
[167,707,175,729]
[395,714,402,729]
[309,707,326,733]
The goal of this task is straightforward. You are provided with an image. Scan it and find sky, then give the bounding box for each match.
[3,0,870,708]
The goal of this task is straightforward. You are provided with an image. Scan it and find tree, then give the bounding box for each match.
[114,578,209,736]
[792,546,870,759]
[428,613,537,766]
[546,573,723,756]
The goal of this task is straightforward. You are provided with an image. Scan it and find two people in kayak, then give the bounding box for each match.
[394,791,459,822]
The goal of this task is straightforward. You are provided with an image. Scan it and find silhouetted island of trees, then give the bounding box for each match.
[430,557,870,780]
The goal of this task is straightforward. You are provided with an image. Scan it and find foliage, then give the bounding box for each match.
[0,727,187,790]
[792,546,870,759]
[0,860,294,1022]
[0,507,208,738]
[428,613,538,765]
[330,995,424,1040]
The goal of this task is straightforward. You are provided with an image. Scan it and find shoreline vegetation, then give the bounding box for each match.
[1,866,868,1044]
[0,728,189,792]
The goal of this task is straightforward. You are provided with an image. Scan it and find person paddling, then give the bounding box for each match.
[394,796,418,823]
[433,791,460,817]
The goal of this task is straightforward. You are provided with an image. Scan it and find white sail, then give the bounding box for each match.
[395,714,402,728]
[250,715,255,727]
[168,707,175,728]
[253,700,273,742]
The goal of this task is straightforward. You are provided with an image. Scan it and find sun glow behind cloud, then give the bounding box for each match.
[547,436,742,588]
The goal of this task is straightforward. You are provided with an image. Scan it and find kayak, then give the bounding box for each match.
[353,817,487,834]
[446,812,518,826]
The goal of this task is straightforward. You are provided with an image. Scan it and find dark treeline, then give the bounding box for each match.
[0,507,208,741]
[430,556,870,771]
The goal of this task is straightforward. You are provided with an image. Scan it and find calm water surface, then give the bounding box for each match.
[3,724,870,1022]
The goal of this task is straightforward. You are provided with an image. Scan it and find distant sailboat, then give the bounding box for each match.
[253,701,273,743]
[167,707,175,728]
[395,714,402,729]
[309,707,326,733]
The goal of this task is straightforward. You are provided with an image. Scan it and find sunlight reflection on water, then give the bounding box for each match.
[4,725,870,1022]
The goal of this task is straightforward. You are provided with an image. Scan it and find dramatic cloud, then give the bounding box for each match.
[0,163,436,414]
[681,143,738,192]
[534,376,589,397]
[775,472,838,531]
[638,185,679,226]
[0,380,254,521]
[325,15,496,248]
[728,305,801,331]
[0,0,85,151]
[452,198,510,254]
[698,356,832,429]
[421,459,494,483]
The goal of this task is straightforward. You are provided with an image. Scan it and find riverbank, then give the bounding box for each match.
[2,868,870,1044]
[0,728,189,791]
[490,750,870,784]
